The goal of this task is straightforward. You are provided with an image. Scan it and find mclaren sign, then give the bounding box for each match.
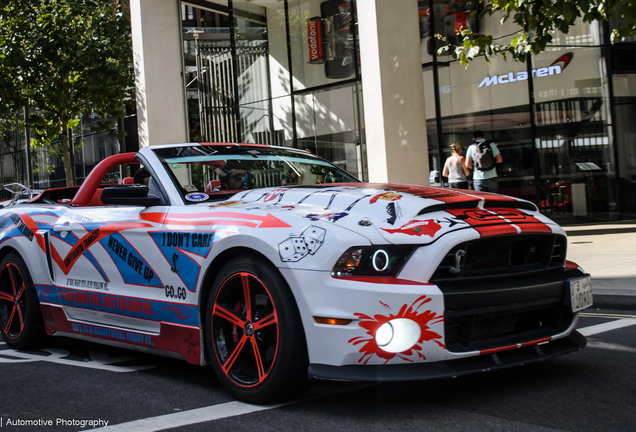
[478,53,573,88]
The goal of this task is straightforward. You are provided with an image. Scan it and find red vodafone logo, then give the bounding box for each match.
[307,17,324,63]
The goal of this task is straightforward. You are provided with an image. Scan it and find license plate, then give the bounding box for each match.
[569,275,593,313]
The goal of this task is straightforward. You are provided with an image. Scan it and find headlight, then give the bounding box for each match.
[331,245,415,277]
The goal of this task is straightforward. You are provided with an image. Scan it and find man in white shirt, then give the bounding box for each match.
[465,130,503,193]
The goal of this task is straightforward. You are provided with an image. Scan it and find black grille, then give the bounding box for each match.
[444,303,572,352]
[431,234,567,282]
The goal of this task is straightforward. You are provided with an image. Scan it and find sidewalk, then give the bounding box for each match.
[564,220,636,310]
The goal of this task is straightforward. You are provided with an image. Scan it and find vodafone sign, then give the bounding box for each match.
[308,17,325,64]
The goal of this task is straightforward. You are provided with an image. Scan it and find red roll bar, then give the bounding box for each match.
[71,153,138,206]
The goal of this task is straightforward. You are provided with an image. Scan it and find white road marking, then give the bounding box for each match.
[578,318,636,336]
[100,382,372,432]
[101,401,283,432]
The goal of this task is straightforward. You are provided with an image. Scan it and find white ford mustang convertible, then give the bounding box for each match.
[0,143,592,403]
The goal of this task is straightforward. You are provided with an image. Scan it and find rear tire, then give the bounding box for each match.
[205,255,308,404]
[0,252,45,349]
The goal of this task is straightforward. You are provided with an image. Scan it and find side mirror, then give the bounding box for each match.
[101,185,165,206]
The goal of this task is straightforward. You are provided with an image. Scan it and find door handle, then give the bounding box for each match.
[53,223,72,237]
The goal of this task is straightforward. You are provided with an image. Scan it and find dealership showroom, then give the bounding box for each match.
[129,0,636,223]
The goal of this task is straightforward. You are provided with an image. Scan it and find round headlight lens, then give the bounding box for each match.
[372,249,389,272]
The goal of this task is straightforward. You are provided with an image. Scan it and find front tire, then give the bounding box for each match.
[0,252,45,349]
[205,255,308,404]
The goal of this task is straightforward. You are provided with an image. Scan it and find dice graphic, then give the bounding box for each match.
[301,226,325,254]
[278,225,326,262]
[278,237,309,262]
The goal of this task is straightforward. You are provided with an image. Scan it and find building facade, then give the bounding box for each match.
[129,0,636,223]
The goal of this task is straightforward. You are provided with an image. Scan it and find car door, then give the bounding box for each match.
[48,204,167,333]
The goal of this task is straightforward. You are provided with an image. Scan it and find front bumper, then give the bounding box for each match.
[282,266,587,370]
[309,330,586,381]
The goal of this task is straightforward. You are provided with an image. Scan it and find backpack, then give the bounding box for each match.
[473,141,496,171]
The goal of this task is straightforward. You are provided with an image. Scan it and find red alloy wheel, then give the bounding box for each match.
[211,271,279,387]
[0,262,27,340]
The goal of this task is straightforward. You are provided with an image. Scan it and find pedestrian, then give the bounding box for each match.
[442,142,470,189]
[465,130,503,193]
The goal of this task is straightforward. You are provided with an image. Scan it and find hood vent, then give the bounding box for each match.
[418,199,538,216]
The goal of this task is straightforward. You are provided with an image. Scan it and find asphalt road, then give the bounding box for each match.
[1,307,635,432]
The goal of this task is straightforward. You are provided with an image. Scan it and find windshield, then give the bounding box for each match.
[152,145,360,203]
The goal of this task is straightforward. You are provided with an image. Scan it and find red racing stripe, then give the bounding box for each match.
[480,336,552,355]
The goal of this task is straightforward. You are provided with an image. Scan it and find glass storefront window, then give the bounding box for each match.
[294,84,362,178]
[531,45,618,221]
[611,73,636,218]
[182,0,364,176]
[420,1,624,222]
[288,0,357,90]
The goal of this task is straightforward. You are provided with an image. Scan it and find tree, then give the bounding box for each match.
[443,0,636,65]
[0,0,134,186]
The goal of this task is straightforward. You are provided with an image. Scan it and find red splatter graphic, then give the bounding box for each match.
[381,219,442,237]
[348,296,444,364]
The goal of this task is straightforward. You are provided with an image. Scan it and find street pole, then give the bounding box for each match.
[23,106,33,188]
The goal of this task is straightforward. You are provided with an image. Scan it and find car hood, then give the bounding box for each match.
[220,183,560,244]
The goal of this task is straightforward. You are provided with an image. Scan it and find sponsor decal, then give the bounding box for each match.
[38,285,198,326]
[348,296,444,364]
[57,288,154,316]
[159,231,213,249]
[71,322,155,346]
[62,211,95,224]
[66,278,109,291]
[385,202,401,225]
[306,212,348,223]
[185,192,209,202]
[381,219,442,237]
[263,188,290,203]
[38,286,55,298]
[48,227,109,282]
[100,233,161,287]
[370,192,402,204]
[150,231,215,292]
[64,227,102,268]
[7,211,34,241]
[165,304,190,320]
